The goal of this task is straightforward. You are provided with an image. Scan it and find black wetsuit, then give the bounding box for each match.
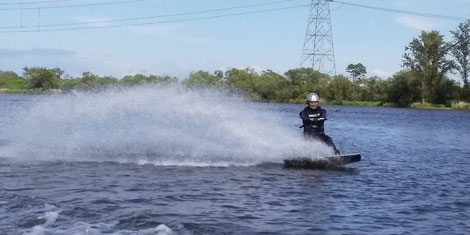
[299,106,340,155]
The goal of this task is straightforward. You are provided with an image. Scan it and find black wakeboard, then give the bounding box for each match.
[283,153,361,169]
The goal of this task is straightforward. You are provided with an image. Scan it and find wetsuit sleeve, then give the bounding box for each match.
[310,109,327,122]
[320,109,327,120]
[299,110,310,122]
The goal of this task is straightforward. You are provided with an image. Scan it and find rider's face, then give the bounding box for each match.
[308,101,319,109]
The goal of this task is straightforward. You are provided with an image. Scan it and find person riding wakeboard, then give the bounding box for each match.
[299,92,340,155]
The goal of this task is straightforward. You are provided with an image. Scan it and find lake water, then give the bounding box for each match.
[1,86,469,234]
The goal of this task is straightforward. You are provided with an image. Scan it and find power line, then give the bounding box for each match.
[0,0,305,29]
[330,0,470,21]
[330,0,470,53]
[0,3,310,33]
[0,0,76,6]
[445,34,470,52]
[0,0,146,10]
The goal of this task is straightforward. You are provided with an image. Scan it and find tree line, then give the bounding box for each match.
[1,20,469,108]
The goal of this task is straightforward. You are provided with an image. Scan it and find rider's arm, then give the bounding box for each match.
[311,109,328,122]
[318,109,327,121]
[299,110,310,122]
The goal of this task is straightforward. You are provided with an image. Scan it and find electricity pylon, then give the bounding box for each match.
[300,0,336,76]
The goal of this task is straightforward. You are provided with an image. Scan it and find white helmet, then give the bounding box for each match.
[306,93,319,102]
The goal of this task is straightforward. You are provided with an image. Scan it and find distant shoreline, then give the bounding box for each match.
[0,88,59,94]
[2,88,468,111]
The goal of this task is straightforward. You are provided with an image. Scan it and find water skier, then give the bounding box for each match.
[299,92,340,155]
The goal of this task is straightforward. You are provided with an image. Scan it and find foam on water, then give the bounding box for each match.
[21,208,175,235]
[22,204,61,235]
[23,221,176,235]
[1,85,333,166]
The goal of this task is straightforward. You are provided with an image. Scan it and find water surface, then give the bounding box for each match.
[1,89,469,234]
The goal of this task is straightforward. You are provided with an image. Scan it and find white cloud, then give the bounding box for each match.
[237,65,265,74]
[128,25,215,45]
[372,69,392,78]
[0,46,204,78]
[0,48,153,77]
[68,16,115,28]
[0,48,76,57]
[396,15,436,31]
[215,65,266,74]
[130,25,175,38]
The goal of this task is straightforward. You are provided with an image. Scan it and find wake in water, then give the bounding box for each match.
[0,85,334,166]
[0,190,175,235]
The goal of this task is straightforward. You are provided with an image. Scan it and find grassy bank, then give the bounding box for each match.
[410,102,452,110]
[329,100,382,106]
[2,88,469,111]
[302,100,470,110]
[410,102,470,110]
[452,101,470,110]
[286,99,382,107]
[0,89,33,94]
[0,88,62,94]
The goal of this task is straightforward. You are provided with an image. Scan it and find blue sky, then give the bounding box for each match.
[0,0,469,82]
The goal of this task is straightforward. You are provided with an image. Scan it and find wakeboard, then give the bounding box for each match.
[283,153,361,169]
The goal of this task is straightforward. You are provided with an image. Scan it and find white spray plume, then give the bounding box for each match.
[1,85,333,166]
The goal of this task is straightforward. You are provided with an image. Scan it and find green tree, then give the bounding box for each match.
[0,70,24,89]
[121,74,177,85]
[325,75,353,103]
[355,76,389,102]
[284,68,329,100]
[434,76,460,105]
[60,78,81,90]
[346,63,367,82]
[450,20,470,93]
[183,70,222,87]
[214,70,224,81]
[386,70,421,107]
[403,30,454,103]
[23,67,63,90]
[95,76,118,86]
[253,70,290,102]
[225,68,258,93]
[81,72,99,87]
